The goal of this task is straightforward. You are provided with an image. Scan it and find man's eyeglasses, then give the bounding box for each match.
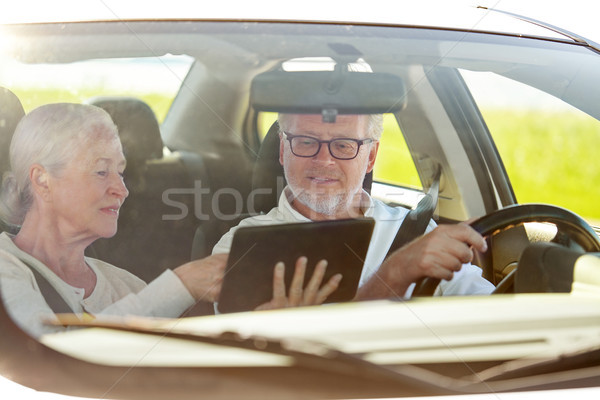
[283,132,374,160]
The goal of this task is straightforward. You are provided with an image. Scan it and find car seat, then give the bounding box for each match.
[86,96,206,282]
[0,87,25,181]
[0,87,25,233]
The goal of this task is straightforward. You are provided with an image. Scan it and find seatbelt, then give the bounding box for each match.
[385,164,441,258]
[24,261,74,314]
[383,165,441,297]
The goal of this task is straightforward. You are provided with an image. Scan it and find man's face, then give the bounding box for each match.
[279,114,379,219]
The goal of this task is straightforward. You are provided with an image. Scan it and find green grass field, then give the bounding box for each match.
[11,88,600,224]
[12,88,174,124]
[482,109,600,223]
[375,110,600,223]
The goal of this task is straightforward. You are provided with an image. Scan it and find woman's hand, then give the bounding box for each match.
[255,257,342,311]
[174,253,227,302]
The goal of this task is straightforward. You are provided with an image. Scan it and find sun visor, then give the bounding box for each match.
[250,70,406,122]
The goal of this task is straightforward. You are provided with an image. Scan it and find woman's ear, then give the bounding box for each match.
[29,164,51,201]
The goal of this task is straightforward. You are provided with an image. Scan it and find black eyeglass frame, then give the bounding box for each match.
[282,132,375,160]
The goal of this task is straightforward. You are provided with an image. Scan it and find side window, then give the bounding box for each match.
[257,112,279,139]
[5,55,193,123]
[462,70,600,226]
[372,114,421,190]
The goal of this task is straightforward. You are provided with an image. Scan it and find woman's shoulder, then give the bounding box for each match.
[0,231,16,250]
[0,247,33,280]
[0,233,40,279]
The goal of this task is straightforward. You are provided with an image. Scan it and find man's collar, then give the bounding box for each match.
[361,191,376,217]
[281,187,312,221]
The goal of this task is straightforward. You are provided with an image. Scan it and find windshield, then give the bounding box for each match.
[1,19,600,399]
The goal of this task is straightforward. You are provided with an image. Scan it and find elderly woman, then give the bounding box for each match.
[0,103,339,338]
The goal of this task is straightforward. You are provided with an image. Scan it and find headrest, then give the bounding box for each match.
[251,121,285,214]
[0,87,25,176]
[86,96,163,165]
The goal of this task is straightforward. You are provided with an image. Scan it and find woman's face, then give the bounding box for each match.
[47,128,128,241]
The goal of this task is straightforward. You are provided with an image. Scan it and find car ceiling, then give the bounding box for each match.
[4,21,600,120]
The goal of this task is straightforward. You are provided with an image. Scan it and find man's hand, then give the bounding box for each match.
[393,223,487,282]
[174,253,227,302]
[256,257,342,311]
[355,223,487,300]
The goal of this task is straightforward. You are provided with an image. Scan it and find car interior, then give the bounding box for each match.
[0,21,599,304]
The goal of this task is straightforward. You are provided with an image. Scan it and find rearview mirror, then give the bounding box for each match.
[250,69,406,122]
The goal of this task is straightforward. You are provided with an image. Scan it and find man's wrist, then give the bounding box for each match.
[354,262,408,301]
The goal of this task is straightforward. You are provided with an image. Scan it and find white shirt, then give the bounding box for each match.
[0,232,195,338]
[213,187,494,298]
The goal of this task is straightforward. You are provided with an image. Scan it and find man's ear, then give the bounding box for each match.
[29,164,51,201]
[279,133,285,166]
[365,141,380,173]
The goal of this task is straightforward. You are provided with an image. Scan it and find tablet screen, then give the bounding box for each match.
[217,218,375,313]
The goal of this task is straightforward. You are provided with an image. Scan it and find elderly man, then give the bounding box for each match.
[213,113,494,299]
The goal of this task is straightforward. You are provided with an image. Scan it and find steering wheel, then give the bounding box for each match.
[412,204,600,296]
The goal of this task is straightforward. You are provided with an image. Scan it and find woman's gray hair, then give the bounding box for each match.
[278,113,384,140]
[0,103,117,227]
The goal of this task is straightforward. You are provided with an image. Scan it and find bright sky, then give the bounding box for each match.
[1,0,600,45]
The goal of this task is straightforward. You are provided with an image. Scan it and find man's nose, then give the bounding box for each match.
[313,143,335,163]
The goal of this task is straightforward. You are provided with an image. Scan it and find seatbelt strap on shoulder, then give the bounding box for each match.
[386,164,441,258]
[25,262,75,314]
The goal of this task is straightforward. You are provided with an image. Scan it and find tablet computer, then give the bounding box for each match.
[217,218,375,314]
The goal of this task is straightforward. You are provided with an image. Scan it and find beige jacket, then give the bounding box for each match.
[0,232,194,338]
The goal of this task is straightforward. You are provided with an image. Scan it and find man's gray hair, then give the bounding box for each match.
[278,113,384,140]
[366,114,384,140]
